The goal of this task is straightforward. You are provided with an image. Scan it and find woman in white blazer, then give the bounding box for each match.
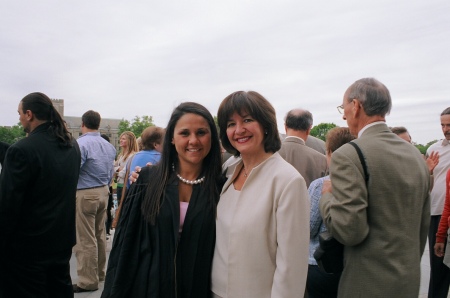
[212,91,310,298]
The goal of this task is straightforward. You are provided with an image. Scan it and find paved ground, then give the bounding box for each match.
[70,232,440,298]
[418,240,450,298]
[71,230,114,298]
[419,242,431,298]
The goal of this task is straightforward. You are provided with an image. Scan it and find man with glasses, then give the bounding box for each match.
[320,78,430,297]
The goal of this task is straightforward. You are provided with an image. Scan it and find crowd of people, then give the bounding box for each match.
[0,78,449,297]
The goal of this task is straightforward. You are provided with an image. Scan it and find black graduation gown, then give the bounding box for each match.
[101,166,218,298]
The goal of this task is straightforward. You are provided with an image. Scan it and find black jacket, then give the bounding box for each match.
[102,166,219,298]
[0,141,9,166]
[0,122,81,256]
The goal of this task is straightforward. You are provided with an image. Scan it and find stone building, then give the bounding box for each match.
[52,99,64,116]
[51,99,121,151]
[64,116,121,150]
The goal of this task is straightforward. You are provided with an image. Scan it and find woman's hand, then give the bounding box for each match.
[129,166,142,184]
[321,179,332,194]
[128,163,152,184]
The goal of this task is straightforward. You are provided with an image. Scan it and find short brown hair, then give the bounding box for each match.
[81,110,101,130]
[390,126,408,135]
[326,127,355,154]
[140,126,165,150]
[217,91,281,156]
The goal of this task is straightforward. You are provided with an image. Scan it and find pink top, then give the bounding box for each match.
[179,201,189,233]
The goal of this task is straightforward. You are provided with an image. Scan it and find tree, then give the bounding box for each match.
[415,140,438,155]
[118,115,154,137]
[0,124,26,144]
[213,116,220,135]
[310,123,338,141]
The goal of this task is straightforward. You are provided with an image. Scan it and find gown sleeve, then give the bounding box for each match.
[101,167,155,298]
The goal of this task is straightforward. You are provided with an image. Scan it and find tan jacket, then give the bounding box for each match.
[278,136,328,187]
[320,123,430,297]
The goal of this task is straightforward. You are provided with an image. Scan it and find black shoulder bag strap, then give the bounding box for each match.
[314,141,370,274]
[348,142,369,186]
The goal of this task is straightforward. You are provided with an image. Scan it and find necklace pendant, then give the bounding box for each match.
[243,167,248,178]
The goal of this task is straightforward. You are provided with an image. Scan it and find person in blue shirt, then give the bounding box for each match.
[126,126,165,188]
[307,127,354,298]
[73,110,116,293]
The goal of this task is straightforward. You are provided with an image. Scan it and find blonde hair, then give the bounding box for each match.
[118,131,139,160]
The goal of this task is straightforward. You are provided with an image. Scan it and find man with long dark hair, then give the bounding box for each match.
[0,141,9,172]
[0,92,81,297]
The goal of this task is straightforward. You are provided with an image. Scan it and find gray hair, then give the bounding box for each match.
[284,109,313,131]
[346,78,392,117]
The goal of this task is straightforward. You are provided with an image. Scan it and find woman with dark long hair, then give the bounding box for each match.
[102,102,223,298]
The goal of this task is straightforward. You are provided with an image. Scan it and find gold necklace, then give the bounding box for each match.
[242,158,267,178]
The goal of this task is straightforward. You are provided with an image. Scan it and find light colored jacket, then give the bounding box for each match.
[218,153,309,298]
[114,153,135,185]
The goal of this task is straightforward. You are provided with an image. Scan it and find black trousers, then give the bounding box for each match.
[306,264,341,298]
[428,215,450,298]
[0,248,73,298]
[105,186,113,234]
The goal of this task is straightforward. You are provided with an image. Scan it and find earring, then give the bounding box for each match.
[265,131,268,135]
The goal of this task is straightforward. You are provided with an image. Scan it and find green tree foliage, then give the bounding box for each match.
[415,140,438,155]
[118,115,154,137]
[0,124,26,144]
[213,116,220,135]
[310,123,338,141]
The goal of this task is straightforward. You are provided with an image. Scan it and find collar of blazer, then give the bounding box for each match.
[283,136,306,145]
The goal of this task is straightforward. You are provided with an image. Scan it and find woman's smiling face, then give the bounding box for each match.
[226,111,265,156]
[172,113,211,169]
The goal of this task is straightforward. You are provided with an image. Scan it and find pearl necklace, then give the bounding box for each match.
[172,164,205,185]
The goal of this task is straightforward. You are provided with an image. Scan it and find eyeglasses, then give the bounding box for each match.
[337,99,355,114]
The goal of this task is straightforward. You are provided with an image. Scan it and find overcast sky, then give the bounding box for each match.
[1,0,449,144]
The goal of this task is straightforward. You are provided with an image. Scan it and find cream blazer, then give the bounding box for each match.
[217,152,309,298]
